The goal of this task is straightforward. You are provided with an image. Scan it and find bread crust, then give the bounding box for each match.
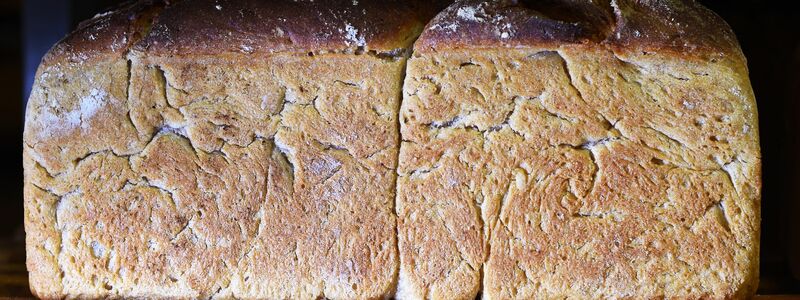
[135,0,442,56]
[608,0,744,59]
[24,0,760,298]
[398,0,760,299]
[24,0,440,298]
[414,0,612,52]
[398,46,760,300]
[41,0,163,65]
[415,0,744,60]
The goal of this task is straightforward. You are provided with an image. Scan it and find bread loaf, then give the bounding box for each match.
[23,0,760,299]
[397,0,760,298]
[24,0,438,298]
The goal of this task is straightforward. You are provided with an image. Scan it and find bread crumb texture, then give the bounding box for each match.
[23,0,759,299]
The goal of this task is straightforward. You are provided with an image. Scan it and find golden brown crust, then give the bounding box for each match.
[26,52,409,299]
[25,0,442,298]
[135,0,444,56]
[397,46,760,300]
[399,0,760,297]
[24,0,759,298]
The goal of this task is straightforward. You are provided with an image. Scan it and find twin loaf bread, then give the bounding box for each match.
[23,0,760,299]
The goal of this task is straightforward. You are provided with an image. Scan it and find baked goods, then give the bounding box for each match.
[24,1,162,297]
[24,0,760,298]
[397,0,760,298]
[24,0,438,298]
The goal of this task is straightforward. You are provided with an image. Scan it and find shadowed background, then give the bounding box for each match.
[0,0,797,296]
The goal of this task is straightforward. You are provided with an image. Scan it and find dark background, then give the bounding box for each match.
[0,0,797,296]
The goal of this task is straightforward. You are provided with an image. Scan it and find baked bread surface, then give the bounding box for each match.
[397,0,760,299]
[24,0,760,299]
[24,0,437,298]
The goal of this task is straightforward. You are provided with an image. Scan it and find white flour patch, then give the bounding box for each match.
[38,88,108,137]
[239,44,254,53]
[429,23,459,32]
[285,88,299,103]
[446,172,460,187]
[92,11,114,19]
[309,156,342,178]
[344,23,366,47]
[156,124,188,138]
[497,19,515,39]
[730,86,744,99]
[78,88,107,127]
[456,5,485,22]
[261,95,269,110]
[326,176,346,199]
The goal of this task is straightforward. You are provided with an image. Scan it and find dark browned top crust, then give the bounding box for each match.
[415,0,613,51]
[416,0,742,58]
[609,0,742,57]
[135,0,446,56]
[42,0,163,64]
